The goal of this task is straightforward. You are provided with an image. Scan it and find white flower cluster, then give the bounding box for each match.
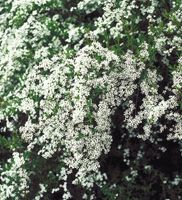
[16,42,143,192]
[0,152,29,200]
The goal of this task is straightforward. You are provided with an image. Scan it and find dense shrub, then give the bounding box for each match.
[0,0,182,199]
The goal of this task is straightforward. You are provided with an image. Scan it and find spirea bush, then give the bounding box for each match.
[0,0,182,199]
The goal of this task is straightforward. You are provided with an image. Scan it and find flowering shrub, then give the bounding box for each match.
[0,0,182,199]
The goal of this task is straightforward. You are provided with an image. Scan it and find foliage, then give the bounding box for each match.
[0,0,182,199]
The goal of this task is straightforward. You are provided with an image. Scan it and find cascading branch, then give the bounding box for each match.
[0,0,182,199]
